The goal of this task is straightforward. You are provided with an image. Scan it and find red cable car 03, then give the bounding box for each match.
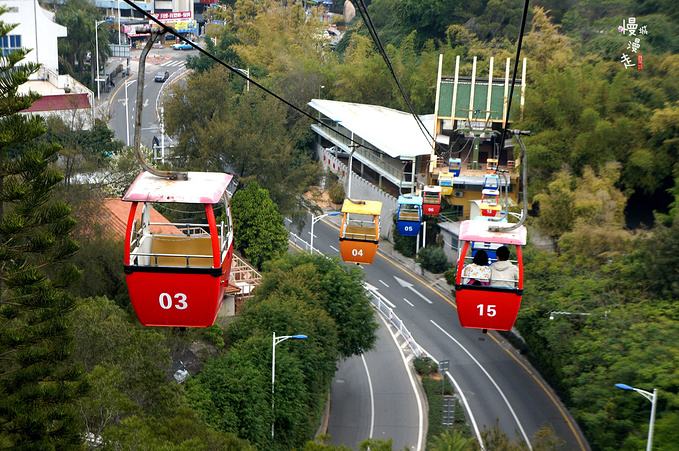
[454,220,527,331]
[122,171,234,327]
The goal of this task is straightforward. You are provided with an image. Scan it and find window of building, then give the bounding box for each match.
[1,35,22,56]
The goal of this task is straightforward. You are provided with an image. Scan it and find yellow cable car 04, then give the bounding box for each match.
[339,199,382,264]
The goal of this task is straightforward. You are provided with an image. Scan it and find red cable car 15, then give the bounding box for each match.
[454,220,527,331]
[122,171,234,327]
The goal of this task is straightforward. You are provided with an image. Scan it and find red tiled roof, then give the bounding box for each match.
[22,93,90,112]
[100,198,180,239]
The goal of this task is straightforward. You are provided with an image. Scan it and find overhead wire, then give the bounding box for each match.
[120,0,375,156]
[352,0,436,149]
[498,0,530,157]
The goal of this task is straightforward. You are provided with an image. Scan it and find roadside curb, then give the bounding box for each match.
[315,391,331,439]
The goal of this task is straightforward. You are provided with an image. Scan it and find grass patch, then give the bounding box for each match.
[421,373,472,448]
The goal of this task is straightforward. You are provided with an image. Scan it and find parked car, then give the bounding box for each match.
[172,42,193,50]
[154,71,169,82]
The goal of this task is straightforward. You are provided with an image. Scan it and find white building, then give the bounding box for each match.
[2,0,95,128]
[1,0,66,72]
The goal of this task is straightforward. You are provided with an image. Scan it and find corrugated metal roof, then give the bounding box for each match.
[308,99,434,159]
[123,171,232,204]
[459,220,527,245]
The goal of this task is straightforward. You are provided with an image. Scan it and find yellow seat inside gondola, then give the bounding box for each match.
[150,235,215,267]
[398,209,420,222]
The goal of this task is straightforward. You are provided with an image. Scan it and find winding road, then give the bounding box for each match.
[290,214,589,450]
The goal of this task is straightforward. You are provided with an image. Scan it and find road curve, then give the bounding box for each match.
[295,215,588,451]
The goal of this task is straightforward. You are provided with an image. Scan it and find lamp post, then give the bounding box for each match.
[94,19,108,100]
[548,311,591,321]
[271,332,308,442]
[234,67,250,92]
[310,211,340,254]
[615,384,658,451]
[117,0,121,45]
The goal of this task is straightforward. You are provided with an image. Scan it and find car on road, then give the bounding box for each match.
[172,42,194,50]
[154,71,169,83]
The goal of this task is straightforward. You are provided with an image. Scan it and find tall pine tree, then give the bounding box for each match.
[0,7,84,449]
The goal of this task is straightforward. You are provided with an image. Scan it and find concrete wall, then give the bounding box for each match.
[317,144,398,240]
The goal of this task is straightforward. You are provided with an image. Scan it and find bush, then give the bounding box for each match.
[328,181,345,204]
[393,217,416,257]
[413,356,438,376]
[444,267,457,286]
[416,246,449,273]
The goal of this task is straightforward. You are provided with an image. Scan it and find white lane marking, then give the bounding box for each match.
[360,354,375,440]
[155,66,189,122]
[377,313,424,450]
[307,231,317,238]
[402,298,414,307]
[421,348,484,449]
[284,218,292,223]
[365,284,396,309]
[379,279,389,288]
[394,276,433,304]
[329,245,339,252]
[430,320,533,450]
[161,60,184,67]
[143,98,149,108]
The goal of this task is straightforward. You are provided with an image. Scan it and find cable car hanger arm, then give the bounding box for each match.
[121,0,375,160]
[133,31,188,181]
[488,132,529,232]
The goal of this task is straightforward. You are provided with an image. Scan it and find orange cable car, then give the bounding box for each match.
[454,220,527,331]
[122,171,234,327]
[339,199,382,264]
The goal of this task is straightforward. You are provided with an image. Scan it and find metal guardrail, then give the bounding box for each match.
[287,227,424,358]
[365,289,424,358]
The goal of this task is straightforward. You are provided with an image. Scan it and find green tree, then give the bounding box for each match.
[45,117,123,187]
[258,254,377,358]
[0,10,84,447]
[186,336,275,448]
[165,67,318,214]
[55,0,112,89]
[68,297,173,412]
[429,429,477,451]
[533,169,575,243]
[231,181,288,269]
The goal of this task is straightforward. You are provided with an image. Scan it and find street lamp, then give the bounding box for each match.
[234,67,250,92]
[319,84,325,98]
[271,332,308,442]
[548,311,592,321]
[310,211,340,254]
[94,19,109,100]
[615,384,658,451]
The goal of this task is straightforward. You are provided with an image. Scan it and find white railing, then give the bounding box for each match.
[365,289,424,358]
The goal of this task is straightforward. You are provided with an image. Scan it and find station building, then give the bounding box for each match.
[308,54,526,222]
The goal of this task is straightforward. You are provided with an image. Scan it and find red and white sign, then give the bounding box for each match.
[153,11,192,22]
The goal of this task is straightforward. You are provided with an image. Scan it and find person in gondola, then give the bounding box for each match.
[490,246,518,288]
[462,249,491,286]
